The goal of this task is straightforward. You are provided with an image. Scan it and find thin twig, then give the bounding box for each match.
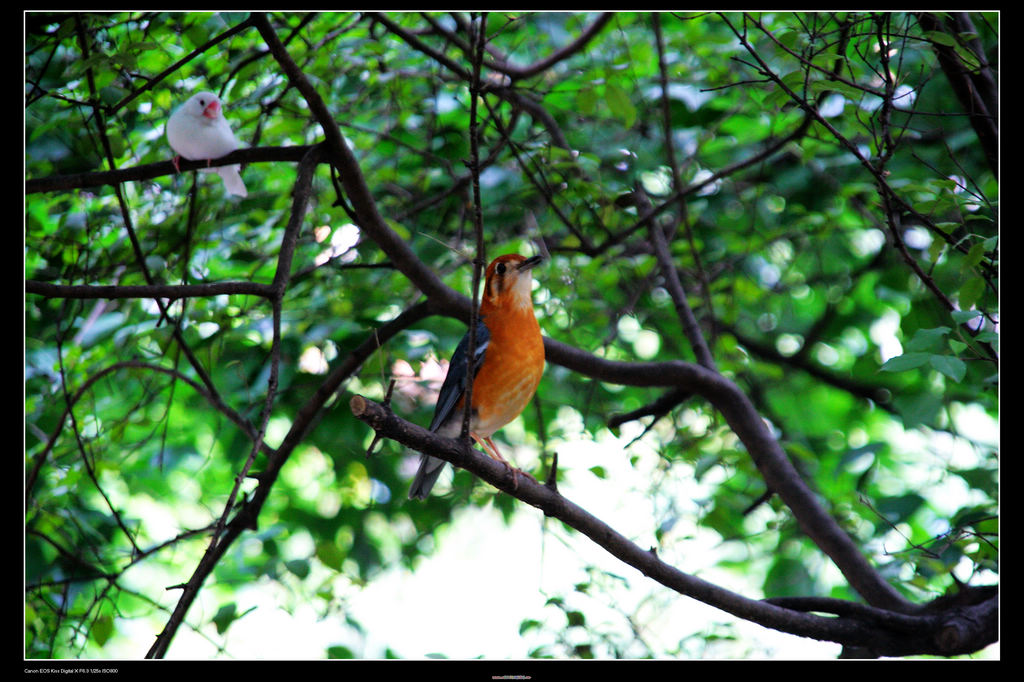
[461,13,489,442]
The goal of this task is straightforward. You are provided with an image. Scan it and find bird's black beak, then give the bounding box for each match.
[517,255,544,271]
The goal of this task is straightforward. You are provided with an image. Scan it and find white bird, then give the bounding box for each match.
[166,91,247,197]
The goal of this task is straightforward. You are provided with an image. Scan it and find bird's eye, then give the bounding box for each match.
[496,262,507,275]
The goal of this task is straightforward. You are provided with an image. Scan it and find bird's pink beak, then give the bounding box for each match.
[202,100,221,119]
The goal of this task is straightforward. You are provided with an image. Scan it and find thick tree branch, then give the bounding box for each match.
[25,145,315,195]
[914,12,998,178]
[350,395,995,657]
[541,338,916,612]
[253,13,464,315]
[25,280,275,301]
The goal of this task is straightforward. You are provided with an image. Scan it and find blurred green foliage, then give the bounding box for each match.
[26,12,997,659]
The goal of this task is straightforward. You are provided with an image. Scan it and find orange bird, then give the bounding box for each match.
[409,254,546,499]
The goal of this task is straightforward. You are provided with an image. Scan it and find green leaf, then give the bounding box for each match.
[604,83,637,129]
[951,504,997,530]
[893,391,942,429]
[285,559,311,579]
[951,309,983,324]
[316,540,345,572]
[875,492,926,525]
[576,86,599,116]
[904,327,950,352]
[810,79,862,101]
[961,241,987,273]
[519,618,542,635]
[880,352,930,372]
[958,275,986,310]
[923,30,957,47]
[327,645,356,659]
[929,354,966,382]
[213,603,238,635]
[91,614,114,646]
[566,610,586,627]
[952,469,997,498]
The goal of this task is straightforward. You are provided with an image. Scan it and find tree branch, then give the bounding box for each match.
[463,13,488,441]
[449,11,615,82]
[914,12,998,178]
[253,13,465,314]
[541,338,914,612]
[641,189,717,370]
[370,12,578,150]
[350,395,995,657]
[25,145,315,195]
[25,280,276,301]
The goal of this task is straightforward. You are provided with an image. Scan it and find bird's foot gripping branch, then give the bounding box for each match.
[349,395,534,499]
